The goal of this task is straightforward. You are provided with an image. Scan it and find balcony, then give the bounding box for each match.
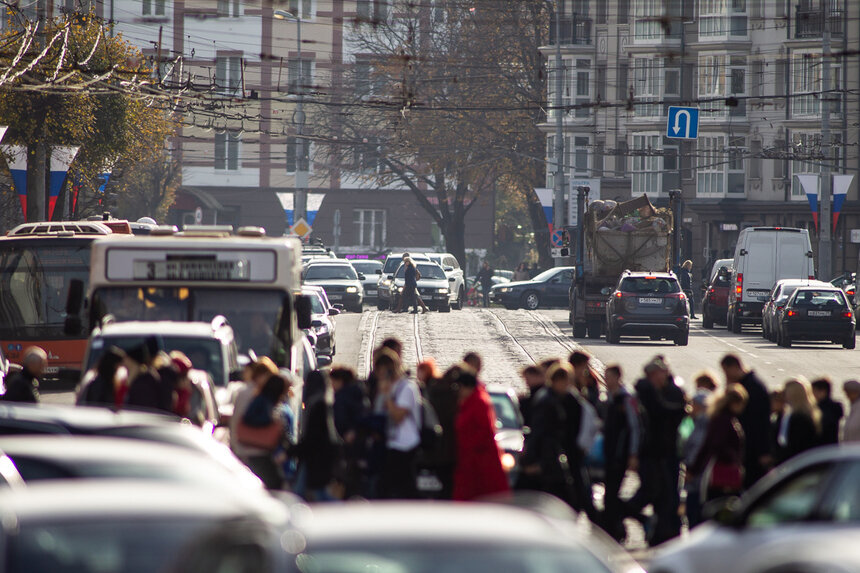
[549,14,592,46]
[795,5,844,39]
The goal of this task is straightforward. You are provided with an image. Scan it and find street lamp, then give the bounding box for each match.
[274,8,308,225]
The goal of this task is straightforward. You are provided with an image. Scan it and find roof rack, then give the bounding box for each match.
[8,221,113,237]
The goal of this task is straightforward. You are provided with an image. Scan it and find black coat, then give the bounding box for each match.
[125,371,163,412]
[333,383,369,438]
[818,397,844,446]
[678,268,693,291]
[521,388,570,486]
[737,371,772,478]
[293,394,340,489]
[777,411,820,464]
[2,369,39,403]
[603,390,638,466]
[519,385,545,430]
[426,377,460,465]
[635,377,685,458]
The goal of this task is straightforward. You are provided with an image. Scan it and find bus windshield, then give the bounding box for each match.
[0,242,91,338]
[91,287,288,361]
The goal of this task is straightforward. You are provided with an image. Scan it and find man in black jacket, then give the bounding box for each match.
[721,353,772,487]
[812,378,843,445]
[3,347,47,403]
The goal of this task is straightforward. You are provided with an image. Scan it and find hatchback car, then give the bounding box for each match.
[605,271,690,345]
[701,258,732,329]
[349,259,384,303]
[283,500,642,573]
[391,261,452,312]
[761,279,829,341]
[376,252,431,310]
[303,259,365,312]
[775,287,855,349]
[490,267,575,310]
[650,445,860,573]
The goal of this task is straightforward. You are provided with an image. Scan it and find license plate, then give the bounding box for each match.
[366,289,377,296]
[809,310,831,317]
[417,473,443,492]
[639,298,662,304]
[328,295,342,301]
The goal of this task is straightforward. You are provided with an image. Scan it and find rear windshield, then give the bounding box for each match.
[395,264,446,280]
[619,277,680,294]
[790,290,848,308]
[351,261,382,275]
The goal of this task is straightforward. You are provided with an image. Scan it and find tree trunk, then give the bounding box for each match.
[443,206,468,272]
[27,139,47,223]
[526,190,552,269]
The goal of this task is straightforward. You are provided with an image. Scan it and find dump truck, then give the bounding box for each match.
[568,194,673,339]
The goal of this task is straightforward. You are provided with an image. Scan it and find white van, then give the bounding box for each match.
[727,227,815,333]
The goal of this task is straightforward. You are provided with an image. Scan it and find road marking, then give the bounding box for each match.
[361,310,380,379]
[413,312,424,364]
[696,326,759,359]
[483,309,537,363]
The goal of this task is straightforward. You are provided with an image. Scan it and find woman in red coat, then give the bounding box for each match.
[452,367,510,501]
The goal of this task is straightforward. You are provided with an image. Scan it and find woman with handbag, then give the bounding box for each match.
[689,384,749,503]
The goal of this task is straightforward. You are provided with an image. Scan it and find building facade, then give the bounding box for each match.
[541,0,860,278]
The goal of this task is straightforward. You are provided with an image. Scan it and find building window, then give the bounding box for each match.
[353,209,386,248]
[288,59,313,95]
[286,136,310,173]
[142,0,166,16]
[287,0,313,19]
[697,135,725,196]
[727,136,746,194]
[699,0,748,39]
[573,59,591,118]
[633,58,662,118]
[215,56,242,96]
[217,0,240,17]
[697,53,747,118]
[633,0,680,42]
[570,136,590,176]
[631,134,662,196]
[214,131,240,171]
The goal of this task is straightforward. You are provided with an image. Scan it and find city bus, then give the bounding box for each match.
[70,226,310,371]
[0,221,114,381]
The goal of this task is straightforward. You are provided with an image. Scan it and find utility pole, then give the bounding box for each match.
[819,0,833,279]
[553,0,565,266]
[294,13,308,224]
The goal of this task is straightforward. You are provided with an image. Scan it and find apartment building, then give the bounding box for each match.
[541,0,860,276]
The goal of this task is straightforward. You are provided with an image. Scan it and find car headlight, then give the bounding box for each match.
[382,279,391,286]
[501,452,516,472]
[498,287,511,293]
[437,288,449,294]
[398,287,404,293]
[346,286,358,293]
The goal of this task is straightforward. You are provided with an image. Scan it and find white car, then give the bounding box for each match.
[651,444,860,573]
[426,252,466,310]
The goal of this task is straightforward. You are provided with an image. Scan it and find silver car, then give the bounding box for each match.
[349,259,384,303]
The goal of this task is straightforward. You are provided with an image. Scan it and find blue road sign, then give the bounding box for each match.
[666,106,700,140]
[551,229,564,248]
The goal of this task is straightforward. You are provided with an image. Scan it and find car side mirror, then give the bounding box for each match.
[328,307,340,316]
[448,277,456,282]
[444,266,454,272]
[333,304,345,311]
[600,287,612,296]
[702,496,742,527]
[387,275,394,280]
[375,269,382,275]
[358,273,366,280]
[295,295,313,330]
[311,319,323,328]
[316,354,332,367]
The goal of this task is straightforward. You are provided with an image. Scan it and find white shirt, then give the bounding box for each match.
[385,378,421,452]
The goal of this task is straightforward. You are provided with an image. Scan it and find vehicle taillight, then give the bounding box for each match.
[843,311,853,319]
[708,287,715,294]
[809,275,816,280]
[787,309,797,318]
[736,273,743,300]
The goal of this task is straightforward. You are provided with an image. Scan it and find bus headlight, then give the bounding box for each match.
[346,286,358,293]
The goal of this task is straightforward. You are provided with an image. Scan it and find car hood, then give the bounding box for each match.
[650,522,731,570]
[492,279,539,290]
[393,278,449,287]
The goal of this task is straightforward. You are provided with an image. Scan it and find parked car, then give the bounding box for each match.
[727,227,815,333]
[775,286,855,349]
[489,267,575,310]
[283,500,641,573]
[349,259,384,303]
[302,259,365,313]
[650,444,860,573]
[486,385,524,486]
[761,279,829,341]
[376,252,431,310]
[301,285,339,359]
[425,252,467,310]
[605,271,690,346]
[0,480,291,573]
[701,258,733,329]
[390,261,452,312]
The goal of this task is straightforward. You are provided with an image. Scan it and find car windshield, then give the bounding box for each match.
[791,290,847,308]
[295,544,610,573]
[10,518,213,573]
[776,284,801,303]
[489,392,521,430]
[351,261,382,275]
[0,241,93,338]
[305,265,358,281]
[90,287,288,363]
[86,336,225,386]
[395,263,446,280]
[619,277,681,294]
[531,268,561,282]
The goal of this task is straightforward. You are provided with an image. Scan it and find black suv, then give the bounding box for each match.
[605,271,690,346]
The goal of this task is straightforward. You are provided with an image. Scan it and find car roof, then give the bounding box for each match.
[623,271,676,278]
[296,501,584,547]
[305,259,353,266]
[0,402,179,431]
[0,479,280,524]
[0,435,211,464]
[775,278,828,286]
[386,252,429,260]
[94,321,228,338]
